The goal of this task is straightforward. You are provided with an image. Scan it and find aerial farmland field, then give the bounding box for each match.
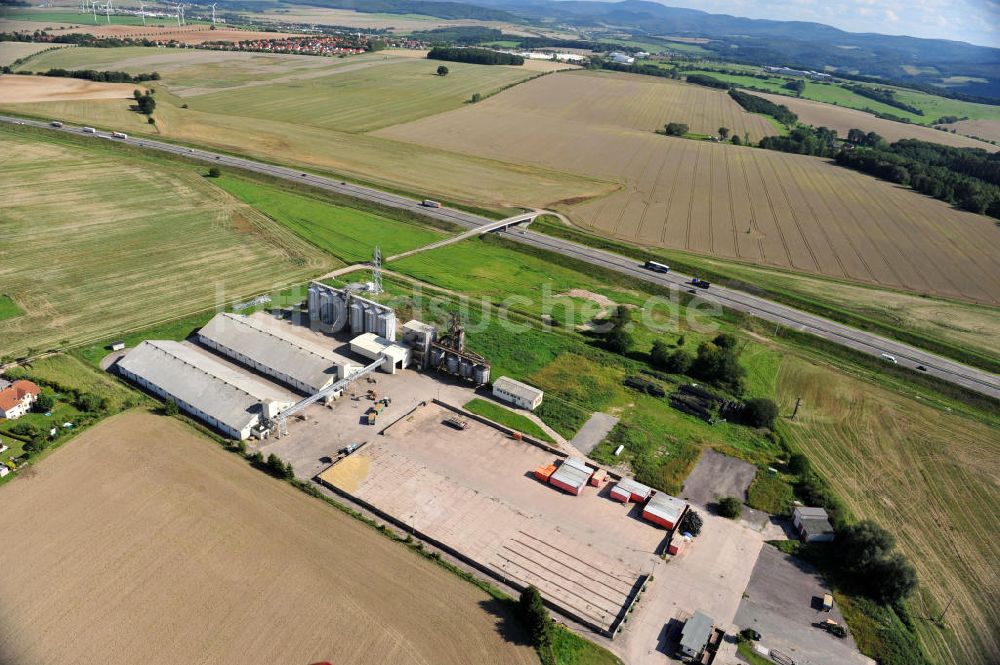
[0,411,537,665]
[749,91,997,150]
[377,71,1000,304]
[939,118,1000,143]
[0,127,332,358]
[190,58,543,132]
[0,41,69,66]
[776,356,1000,665]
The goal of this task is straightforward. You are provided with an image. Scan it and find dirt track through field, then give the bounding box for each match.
[377,72,1000,303]
[0,411,537,665]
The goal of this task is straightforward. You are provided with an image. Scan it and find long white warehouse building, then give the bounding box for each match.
[117,340,294,439]
[198,312,352,394]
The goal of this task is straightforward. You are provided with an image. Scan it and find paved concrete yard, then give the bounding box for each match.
[316,402,666,633]
[734,545,874,665]
[570,412,619,454]
[618,513,763,664]
[681,449,756,508]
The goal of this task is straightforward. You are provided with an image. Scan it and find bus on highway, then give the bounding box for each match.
[644,260,670,273]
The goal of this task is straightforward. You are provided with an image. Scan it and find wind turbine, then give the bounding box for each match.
[139,0,145,26]
[174,2,182,26]
[105,0,112,24]
[90,0,98,22]
[211,3,216,25]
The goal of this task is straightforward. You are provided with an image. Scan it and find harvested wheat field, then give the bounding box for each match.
[751,91,997,151]
[378,76,1000,303]
[430,69,776,140]
[0,41,69,66]
[777,357,1000,665]
[0,128,332,358]
[939,118,1000,144]
[0,73,138,102]
[0,411,536,665]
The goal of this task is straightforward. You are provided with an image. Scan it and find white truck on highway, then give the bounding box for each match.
[111,131,128,139]
[82,127,96,134]
[421,199,441,208]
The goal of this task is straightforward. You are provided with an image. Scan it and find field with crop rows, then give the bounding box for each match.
[777,356,1000,665]
[0,41,69,66]
[750,91,996,150]
[0,411,537,665]
[939,119,1000,143]
[190,58,541,133]
[0,128,331,358]
[378,72,1000,304]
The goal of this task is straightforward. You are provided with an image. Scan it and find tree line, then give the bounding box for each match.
[684,73,730,89]
[843,84,924,115]
[42,68,161,83]
[728,89,798,125]
[427,46,523,65]
[594,59,682,80]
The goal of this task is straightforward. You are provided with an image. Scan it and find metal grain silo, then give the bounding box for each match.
[364,306,377,334]
[308,285,319,320]
[460,359,473,379]
[349,299,364,332]
[446,354,460,374]
[474,364,490,385]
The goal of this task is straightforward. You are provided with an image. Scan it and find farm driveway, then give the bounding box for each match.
[681,449,757,508]
[733,545,874,665]
[571,412,619,455]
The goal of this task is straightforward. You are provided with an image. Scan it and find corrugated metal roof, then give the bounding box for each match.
[493,376,543,402]
[350,332,408,362]
[680,612,714,652]
[562,456,590,473]
[644,493,686,522]
[118,340,293,434]
[794,506,829,519]
[616,477,652,498]
[550,462,591,489]
[199,313,340,393]
[800,517,835,534]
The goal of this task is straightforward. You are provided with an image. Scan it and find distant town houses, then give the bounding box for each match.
[0,379,41,421]
[197,35,427,57]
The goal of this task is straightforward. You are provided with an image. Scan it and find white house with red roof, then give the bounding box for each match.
[0,379,41,420]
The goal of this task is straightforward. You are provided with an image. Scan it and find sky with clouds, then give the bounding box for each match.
[653,0,1000,47]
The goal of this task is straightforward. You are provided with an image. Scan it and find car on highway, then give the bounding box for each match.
[49,121,63,128]
[690,278,710,289]
[880,353,898,364]
[917,365,928,371]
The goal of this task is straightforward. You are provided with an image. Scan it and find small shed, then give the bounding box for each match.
[110,340,126,351]
[794,506,835,543]
[678,611,715,659]
[642,493,687,529]
[549,457,592,495]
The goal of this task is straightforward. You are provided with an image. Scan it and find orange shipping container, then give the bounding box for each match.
[534,465,557,482]
[589,468,607,487]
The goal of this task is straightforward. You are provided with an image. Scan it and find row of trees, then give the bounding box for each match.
[43,68,160,83]
[685,73,730,89]
[728,89,798,126]
[649,332,746,395]
[427,46,523,65]
[843,84,924,115]
[759,125,839,157]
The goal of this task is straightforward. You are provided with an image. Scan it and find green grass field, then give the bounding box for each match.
[463,398,555,443]
[0,126,331,359]
[0,10,182,27]
[213,175,447,263]
[190,58,540,133]
[0,295,22,323]
[679,68,1000,125]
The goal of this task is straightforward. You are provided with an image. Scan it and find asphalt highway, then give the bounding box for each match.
[5,115,997,399]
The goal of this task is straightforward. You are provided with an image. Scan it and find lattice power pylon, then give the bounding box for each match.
[371,245,383,294]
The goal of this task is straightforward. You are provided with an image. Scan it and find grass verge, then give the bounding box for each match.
[463,398,556,443]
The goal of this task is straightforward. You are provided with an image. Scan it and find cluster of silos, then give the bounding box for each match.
[308,283,396,340]
[428,345,490,385]
[349,294,396,340]
[308,283,348,333]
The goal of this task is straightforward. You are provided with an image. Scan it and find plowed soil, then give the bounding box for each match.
[0,411,536,665]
